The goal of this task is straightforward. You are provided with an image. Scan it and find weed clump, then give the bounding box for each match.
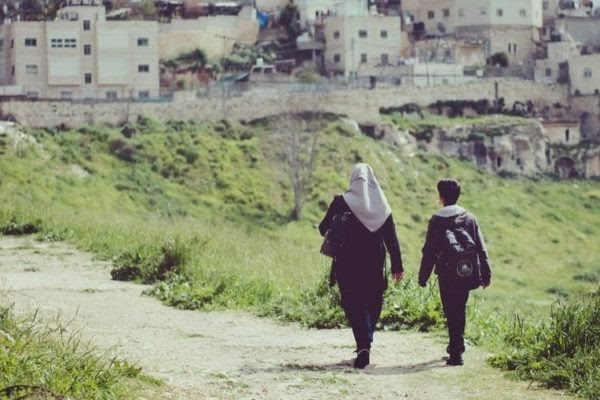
[490,293,600,398]
[111,237,194,283]
[0,306,159,398]
[0,209,42,235]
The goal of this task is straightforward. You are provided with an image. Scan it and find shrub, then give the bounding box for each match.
[111,237,195,283]
[0,209,42,235]
[108,138,138,163]
[490,293,600,398]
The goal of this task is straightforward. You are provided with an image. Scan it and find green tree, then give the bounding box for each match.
[139,0,157,20]
[487,52,509,68]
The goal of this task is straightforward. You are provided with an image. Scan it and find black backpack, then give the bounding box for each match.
[320,211,357,258]
[440,226,481,291]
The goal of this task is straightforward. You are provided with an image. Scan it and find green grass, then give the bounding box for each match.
[490,291,600,398]
[1,117,599,397]
[0,305,163,399]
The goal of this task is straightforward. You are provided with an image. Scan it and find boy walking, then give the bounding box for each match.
[418,179,491,366]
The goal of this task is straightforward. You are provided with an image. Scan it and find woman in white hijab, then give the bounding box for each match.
[319,163,404,369]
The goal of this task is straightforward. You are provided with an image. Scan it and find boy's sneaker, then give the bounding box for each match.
[446,353,463,366]
[354,349,370,369]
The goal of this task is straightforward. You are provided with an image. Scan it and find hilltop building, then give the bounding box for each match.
[0,0,159,100]
[402,0,543,66]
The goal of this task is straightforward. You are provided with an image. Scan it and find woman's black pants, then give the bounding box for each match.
[340,289,384,350]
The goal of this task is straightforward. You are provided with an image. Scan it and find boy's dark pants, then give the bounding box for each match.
[340,289,384,350]
[439,281,470,355]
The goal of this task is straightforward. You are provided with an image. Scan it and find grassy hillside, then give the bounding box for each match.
[1,117,599,396]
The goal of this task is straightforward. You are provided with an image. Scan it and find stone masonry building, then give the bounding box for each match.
[0,0,159,100]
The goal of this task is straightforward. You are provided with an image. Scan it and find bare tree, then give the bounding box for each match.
[271,102,325,220]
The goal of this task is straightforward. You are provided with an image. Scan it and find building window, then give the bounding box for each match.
[138,64,149,73]
[25,64,38,75]
[381,53,389,65]
[138,91,150,99]
[137,38,149,46]
[10,39,14,48]
[543,0,549,10]
[360,53,367,63]
[26,91,38,99]
[333,31,340,39]
[480,6,487,15]
[106,91,118,100]
[84,44,91,55]
[496,8,503,17]
[458,8,464,17]
[0,39,4,51]
[333,54,340,63]
[51,38,63,48]
[380,30,388,38]
[443,8,450,17]
[358,30,367,38]
[514,43,517,53]
[584,68,592,78]
[25,38,37,47]
[83,20,90,30]
[11,65,14,75]
[65,38,76,48]
[520,9,527,17]
[545,68,552,77]
[84,73,92,84]
[60,91,73,99]
[565,129,570,142]
[427,10,435,19]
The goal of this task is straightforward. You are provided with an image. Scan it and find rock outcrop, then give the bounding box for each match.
[420,120,549,177]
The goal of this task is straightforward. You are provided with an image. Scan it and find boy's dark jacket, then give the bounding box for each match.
[418,205,491,288]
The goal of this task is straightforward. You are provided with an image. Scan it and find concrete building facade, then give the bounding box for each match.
[534,40,581,84]
[402,0,543,65]
[569,53,600,95]
[323,14,402,77]
[158,8,259,61]
[542,120,581,144]
[0,1,159,100]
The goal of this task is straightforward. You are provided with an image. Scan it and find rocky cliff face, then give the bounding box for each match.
[369,118,600,179]
[420,121,550,177]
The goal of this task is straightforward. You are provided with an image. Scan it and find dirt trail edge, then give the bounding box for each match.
[1,237,568,400]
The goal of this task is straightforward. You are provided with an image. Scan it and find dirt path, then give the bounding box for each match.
[1,236,568,400]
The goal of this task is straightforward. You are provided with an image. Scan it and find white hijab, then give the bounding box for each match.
[342,163,392,232]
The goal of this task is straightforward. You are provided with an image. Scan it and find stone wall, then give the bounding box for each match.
[571,96,600,141]
[1,79,569,128]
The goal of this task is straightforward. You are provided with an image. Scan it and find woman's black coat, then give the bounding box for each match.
[319,195,403,294]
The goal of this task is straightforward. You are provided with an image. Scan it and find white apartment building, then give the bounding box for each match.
[402,0,543,65]
[0,0,159,100]
[299,0,368,27]
[569,53,600,96]
[534,40,581,84]
[323,14,403,77]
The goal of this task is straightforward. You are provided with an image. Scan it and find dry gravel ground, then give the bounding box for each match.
[0,236,570,400]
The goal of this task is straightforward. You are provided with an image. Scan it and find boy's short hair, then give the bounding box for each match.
[438,179,461,205]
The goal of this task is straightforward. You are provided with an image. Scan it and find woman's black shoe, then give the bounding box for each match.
[446,354,463,366]
[354,349,370,369]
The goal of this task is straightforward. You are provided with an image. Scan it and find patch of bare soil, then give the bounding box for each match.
[0,237,569,399]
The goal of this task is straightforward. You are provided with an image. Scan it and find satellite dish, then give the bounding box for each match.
[437,22,447,34]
